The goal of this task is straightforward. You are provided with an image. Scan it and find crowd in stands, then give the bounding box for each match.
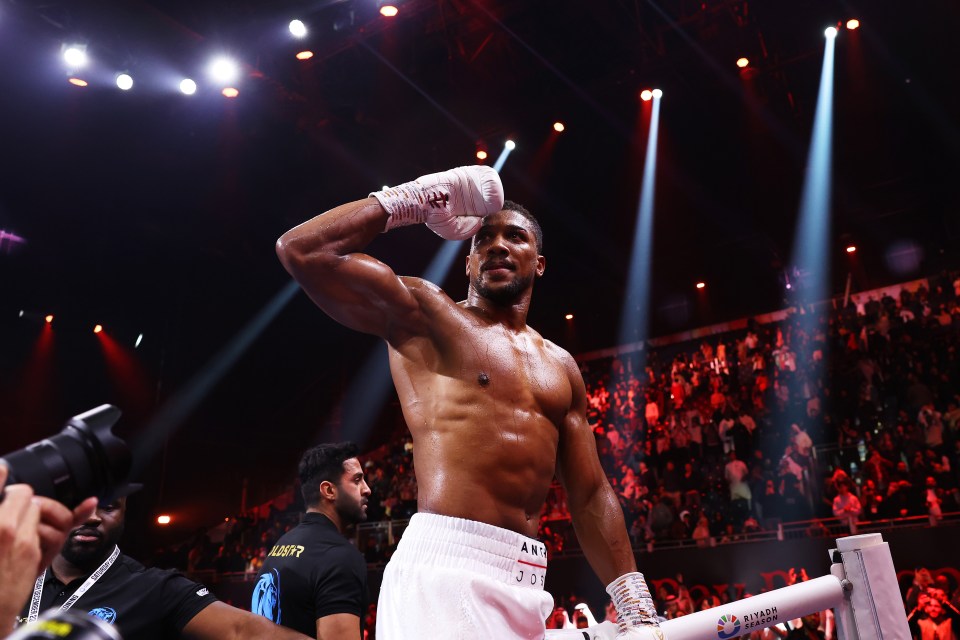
[153,270,960,572]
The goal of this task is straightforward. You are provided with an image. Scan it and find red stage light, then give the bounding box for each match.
[846,19,860,30]
[380,5,398,17]
[476,150,488,160]
[553,122,565,132]
[736,57,749,69]
[222,87,239,98]
[157,515,172,525]
[45,315,54,324]
[565,314,574,320]
[846,245,857,253]
[696,282,706,290]
[640,89,653,102]
[296,51,314,60]
[93,324,103,334]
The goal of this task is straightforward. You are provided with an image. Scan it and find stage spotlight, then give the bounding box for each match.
[209,56,239,84]
[116,73,133,91]
[296,51,314,60]
[825,26,838,38]
[63,46,88,68]
[846,245,857,253]
[19,311,24,318]
[380,5,399,17]
[846,19,860,30]
[565,314,574,320]
[222,87,239,98]
[135,333,143,349]
[156,515,171,525]
[67,78,88,87]
[504,140,516,150]
[737,57,750,68]
[288,19,307,38]
[696,282,706,290]
[640,89,653,102]
[93,325,103,334]
[476,150,488,160]
[652,89,663,99]
[553,122,565,132]
[45,315,54,324]
[179,78,197,95]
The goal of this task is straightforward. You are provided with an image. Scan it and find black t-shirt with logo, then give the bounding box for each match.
[17,553,218,639]
[251,512,368,636]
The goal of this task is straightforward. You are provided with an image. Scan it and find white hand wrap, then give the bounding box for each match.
[370,165,504,240]
[606,572,663,639]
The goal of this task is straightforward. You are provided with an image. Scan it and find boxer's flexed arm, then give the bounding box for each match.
[557,353,662,639]
[276,167,503,340]
[555,352,636,585]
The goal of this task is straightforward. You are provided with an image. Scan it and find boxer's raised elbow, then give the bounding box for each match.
[275,231,333,279]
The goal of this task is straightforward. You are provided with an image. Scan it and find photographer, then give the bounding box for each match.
[17,495,312,640]
[0,463,97,631]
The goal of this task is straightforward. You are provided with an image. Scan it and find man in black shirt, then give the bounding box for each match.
[17,497,310,640]
[251,442,370,640]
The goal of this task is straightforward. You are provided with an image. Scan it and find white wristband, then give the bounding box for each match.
[370,181,428,231]
[606,572,661,631]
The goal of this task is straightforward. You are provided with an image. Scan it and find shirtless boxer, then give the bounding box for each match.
[276,166,660,639]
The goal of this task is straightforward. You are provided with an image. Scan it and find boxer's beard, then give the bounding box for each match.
[473,271,533,306]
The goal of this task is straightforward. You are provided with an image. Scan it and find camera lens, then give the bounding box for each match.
[1,405,132,509]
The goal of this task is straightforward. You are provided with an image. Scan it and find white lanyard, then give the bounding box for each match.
[28,545,120,623]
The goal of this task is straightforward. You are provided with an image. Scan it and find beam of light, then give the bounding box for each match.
[0,230,27,251]
[493,142,514,172]
[790,31,836,311]
[97,330,154,418]
[14,322,57,430]
[131,281,300,478]
[618,93,662,349]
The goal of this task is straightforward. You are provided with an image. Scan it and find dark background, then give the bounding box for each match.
[1,0,958,554]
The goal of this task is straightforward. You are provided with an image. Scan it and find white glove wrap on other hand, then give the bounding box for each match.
[370,165,504,240]
[606,572,664,640]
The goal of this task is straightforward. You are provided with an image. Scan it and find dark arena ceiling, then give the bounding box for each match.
[1,0,958,545]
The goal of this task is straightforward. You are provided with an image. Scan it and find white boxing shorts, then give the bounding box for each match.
[376,512,555,640]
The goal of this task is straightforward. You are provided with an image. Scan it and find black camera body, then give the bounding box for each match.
[1,405,133,508]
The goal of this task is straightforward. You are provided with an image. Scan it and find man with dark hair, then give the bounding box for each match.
[17,497,310,640]
[276,166,661,639]
[251,442,371,640]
